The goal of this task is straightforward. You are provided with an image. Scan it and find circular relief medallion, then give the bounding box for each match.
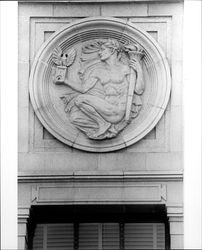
[29,17,171,152]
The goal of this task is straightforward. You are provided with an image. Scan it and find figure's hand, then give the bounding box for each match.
[55,78,76,89]
[129,58,141,71]
[54,75,66,85]
[55,80,64,85]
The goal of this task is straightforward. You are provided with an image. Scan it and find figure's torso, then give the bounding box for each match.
[93,63,130,105]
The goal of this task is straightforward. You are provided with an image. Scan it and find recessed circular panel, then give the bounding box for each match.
[29,17,171,152]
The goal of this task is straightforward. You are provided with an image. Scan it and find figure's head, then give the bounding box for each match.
[99,39,120,61]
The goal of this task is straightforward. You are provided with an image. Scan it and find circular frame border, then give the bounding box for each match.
[29,17,171,152]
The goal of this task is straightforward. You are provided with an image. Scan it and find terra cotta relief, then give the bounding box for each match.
[52,39,145,140]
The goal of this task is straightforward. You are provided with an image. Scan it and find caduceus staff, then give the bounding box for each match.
[124,44,145,121]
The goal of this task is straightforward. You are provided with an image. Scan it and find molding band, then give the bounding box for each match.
[18,171,183,183]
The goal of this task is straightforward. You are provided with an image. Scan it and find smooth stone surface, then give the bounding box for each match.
[101,3,147,16]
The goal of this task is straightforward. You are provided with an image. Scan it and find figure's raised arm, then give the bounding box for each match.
[55,76,97,94]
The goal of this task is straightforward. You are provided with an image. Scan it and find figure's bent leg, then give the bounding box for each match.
[79,103,111,137]
[70,110,98,128]
[75,96,111,137]
[75,94,125,123]
[70,108,99,135]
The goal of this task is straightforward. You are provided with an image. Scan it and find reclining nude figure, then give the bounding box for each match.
[55,39,145,139]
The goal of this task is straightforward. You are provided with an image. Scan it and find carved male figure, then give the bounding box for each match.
[54,39,145,140]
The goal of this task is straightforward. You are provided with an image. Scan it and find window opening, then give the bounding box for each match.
[32,222,165,250]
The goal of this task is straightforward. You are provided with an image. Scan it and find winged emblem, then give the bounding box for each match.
[52,46,77,67]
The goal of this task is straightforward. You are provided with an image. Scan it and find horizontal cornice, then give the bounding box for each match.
[18,171,183,183]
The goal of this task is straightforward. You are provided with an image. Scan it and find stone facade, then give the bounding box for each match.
[18,1,183,249]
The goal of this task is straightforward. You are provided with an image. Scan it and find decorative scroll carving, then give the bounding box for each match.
[53,39,145,140]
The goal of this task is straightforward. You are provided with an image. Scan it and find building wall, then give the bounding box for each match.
[18,1,183,249]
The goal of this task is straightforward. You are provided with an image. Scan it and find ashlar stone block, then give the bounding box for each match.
[18,16,30,63]
[18,236,27,250]
[171,16,183,63]
[101,3,147,16]
[170,61,183,107]
[98,152,146,171]
[170,221,183,235]
[146,152,182,171]
[170,235,184,249]
[53,3,100,16]
[18,107,29,153]
[18,62,29,109]
[18,152,99,173]
[169,106,183,152]
[18,2,53,17]
[18,185,33,207]
[148,2,183,17]
[166,182,183,204]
